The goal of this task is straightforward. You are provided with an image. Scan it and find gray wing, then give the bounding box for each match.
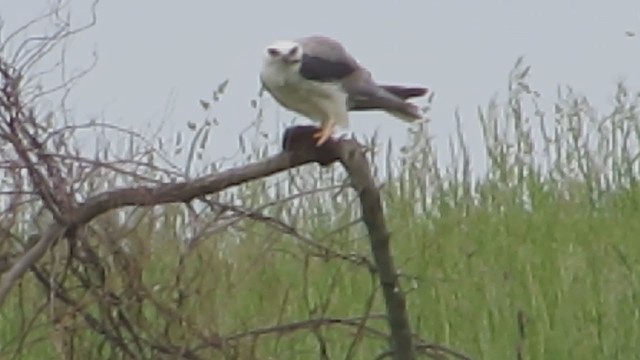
[298,35,423,120]
[297,36,360,82]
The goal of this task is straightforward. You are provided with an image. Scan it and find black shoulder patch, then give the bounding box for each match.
[299,54,356,82]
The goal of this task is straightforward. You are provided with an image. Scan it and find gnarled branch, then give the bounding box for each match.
[0,126,417,359]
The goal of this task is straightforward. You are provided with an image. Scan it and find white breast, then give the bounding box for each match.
[260,61,349,127]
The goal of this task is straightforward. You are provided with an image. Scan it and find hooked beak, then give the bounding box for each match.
[283,55,301,65]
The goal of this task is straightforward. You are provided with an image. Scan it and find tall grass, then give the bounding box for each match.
[1,61,639,359]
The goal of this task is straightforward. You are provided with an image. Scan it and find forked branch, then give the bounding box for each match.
[0,126,417,359]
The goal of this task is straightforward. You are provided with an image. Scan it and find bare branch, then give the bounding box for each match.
[0,223,65,304]
[338,133,417,360]
[0,128,338,305]
[193,314,389,351]
[0,2,62,54]
[0,125,422,360]
[374,343,474,360]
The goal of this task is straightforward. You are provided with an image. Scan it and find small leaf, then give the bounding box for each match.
[217,79,229,94]
[187,121,197,130]
[199,99,210,110]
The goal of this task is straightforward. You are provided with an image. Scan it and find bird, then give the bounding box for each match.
[259,35,429,146]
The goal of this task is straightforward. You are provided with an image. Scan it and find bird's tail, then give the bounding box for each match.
[384,103,423,122]
[379,85,428,100]
[350,85,428,122]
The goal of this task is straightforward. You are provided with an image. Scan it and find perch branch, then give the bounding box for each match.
[0,126,418,360]
[0,126,338,305]
[335,132,416,360]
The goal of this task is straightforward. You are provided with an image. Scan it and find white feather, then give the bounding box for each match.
[260,47,350,128]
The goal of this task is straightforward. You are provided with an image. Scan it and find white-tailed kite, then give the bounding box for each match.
[260,35,428,146]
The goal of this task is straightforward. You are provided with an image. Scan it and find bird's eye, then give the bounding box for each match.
[288,46,298,56]
[267,48,280,57]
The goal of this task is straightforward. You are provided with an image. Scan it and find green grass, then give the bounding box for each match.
[1,63,639,359]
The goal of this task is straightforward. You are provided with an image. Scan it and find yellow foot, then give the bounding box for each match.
[312,120,335,146]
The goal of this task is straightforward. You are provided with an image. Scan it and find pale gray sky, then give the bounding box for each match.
[4,0,640,172]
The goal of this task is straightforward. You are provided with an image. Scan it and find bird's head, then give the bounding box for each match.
[264,40,303,67]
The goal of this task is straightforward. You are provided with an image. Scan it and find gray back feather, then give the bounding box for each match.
[298,35,419,118]
[297,36,360,69]
[297,36,373,92]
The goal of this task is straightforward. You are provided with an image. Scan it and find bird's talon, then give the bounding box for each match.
[315,130,332,145]
[312,122,334,146]
[315,134,330,146]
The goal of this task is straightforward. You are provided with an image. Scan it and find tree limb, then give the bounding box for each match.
[0,223,65,305]
[0,126,339,306]
[336,132,417,360]
[0,126,418,360]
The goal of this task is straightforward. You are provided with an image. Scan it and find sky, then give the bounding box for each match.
[3,0,640,174]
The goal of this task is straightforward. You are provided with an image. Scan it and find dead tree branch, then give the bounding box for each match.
[333,130,417,360]
[0,126,418,359]
[0,129,336,305]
